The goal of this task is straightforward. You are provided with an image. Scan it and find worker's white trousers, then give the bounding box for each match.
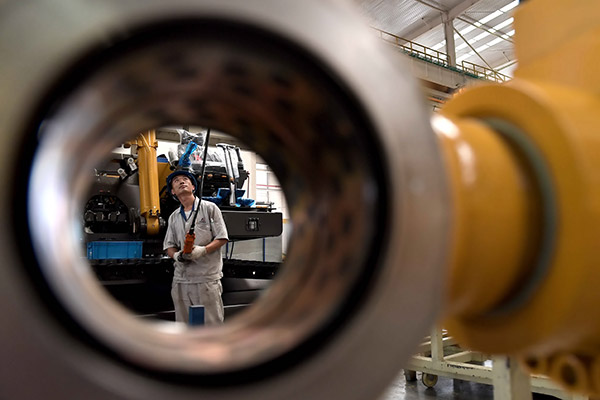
[171,280,224,325]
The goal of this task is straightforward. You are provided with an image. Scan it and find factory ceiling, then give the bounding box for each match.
[356,0,518,76]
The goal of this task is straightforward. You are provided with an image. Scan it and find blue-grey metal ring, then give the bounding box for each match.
[481,117,558,317]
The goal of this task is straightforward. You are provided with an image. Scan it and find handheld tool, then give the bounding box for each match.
[182,129,211,254]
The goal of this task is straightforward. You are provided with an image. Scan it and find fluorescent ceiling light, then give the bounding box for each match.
[457,51,475,63]
[501,30,515,39]
[479,10,503,24]
[459,5,515,41]
[501,1,519,13]
[409,2,516,58]
[459,25,477,36]
[432,41,445,50]
[475,44,490,53]
[473,31,490,42]
[493,17,514,31]
[487,37,503,47]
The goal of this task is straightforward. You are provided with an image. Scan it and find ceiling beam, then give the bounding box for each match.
[400,0,482,41]
[443,16,456,66]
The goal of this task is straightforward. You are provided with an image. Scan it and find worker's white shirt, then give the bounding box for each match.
[163,198,229,283]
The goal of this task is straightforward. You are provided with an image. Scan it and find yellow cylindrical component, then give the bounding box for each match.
[590,355,600,393]
[157,158,172,191]
[442,80,600,355]
[513,0,600,93]
[547,353,591,395]
[521,355,550,377]
[136,130,161,235]
[433,115,540,319]
[439,0,600,364]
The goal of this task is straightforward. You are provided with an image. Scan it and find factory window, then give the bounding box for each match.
[255,163,288,220]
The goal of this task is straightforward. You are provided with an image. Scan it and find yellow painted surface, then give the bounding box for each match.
[514,0,600,92]
[157,160,172,193]
[433,115,538,319]
[136,130,161,235]
[547,353,590,394]
[436,5,600,397]
[437,0,600,370]
[442,80,600,354]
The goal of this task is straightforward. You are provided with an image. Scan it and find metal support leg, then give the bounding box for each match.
[430,326,444,362]
[492,356,532,400]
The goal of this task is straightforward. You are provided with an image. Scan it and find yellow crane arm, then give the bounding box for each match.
[135,130,161,235]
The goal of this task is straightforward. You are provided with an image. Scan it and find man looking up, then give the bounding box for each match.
[163,170,229,324]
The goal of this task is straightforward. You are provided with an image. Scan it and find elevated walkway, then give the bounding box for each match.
[373,28,511,109]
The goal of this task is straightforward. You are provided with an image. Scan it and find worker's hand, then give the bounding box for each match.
[173,250,191,263]
[190,245,207,260]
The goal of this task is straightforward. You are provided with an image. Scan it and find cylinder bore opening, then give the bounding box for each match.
[84,128,289,322]
[525,357,539,370]
[24,20,389,382]
[561,364,578,387]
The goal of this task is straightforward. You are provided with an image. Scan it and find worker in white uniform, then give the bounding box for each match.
[163,170,229,324]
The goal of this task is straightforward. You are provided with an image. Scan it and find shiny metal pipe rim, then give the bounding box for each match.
[29,20,391,377]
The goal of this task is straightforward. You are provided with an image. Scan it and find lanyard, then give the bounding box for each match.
[179,200,196,222]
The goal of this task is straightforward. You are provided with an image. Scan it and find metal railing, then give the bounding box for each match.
[375,29,450,67]
[460,60,511,83]
[373,28,511,83]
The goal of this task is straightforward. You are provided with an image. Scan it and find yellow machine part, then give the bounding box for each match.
[135,130,161,235]
[433,114,540,320]
[438,0,600,395]
[157,160,172,191]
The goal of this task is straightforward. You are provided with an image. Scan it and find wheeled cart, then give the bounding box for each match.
[404,327,589,400]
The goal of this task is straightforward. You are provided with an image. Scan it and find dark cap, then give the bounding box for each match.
[166,170,197,196]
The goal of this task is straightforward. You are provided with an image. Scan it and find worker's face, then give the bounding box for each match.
[171,175,195,197]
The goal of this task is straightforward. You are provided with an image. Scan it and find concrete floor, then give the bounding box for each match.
[379,371,562,400]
